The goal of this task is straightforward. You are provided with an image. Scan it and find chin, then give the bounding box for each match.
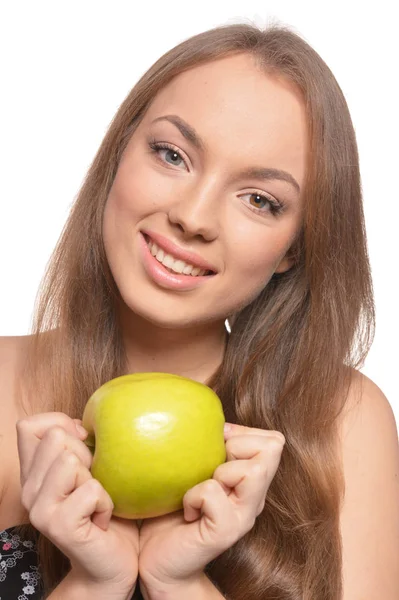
[119,297,199,330]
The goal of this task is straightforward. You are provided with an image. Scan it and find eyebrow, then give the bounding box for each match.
[151,114,301,194]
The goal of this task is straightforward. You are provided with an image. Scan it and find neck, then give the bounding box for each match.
[118,304,228,385]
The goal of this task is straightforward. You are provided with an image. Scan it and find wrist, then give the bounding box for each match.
[142,572,224,600]
[46,569,136,600]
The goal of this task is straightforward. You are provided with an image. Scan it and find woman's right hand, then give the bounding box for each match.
[16,412,139,597]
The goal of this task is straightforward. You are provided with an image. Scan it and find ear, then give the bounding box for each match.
[274,248,296,274]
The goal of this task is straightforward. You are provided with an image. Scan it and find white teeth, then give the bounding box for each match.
[162,254,176,269]
[155,248,165,262]
[147,239,207,276]
[182,264,193,275]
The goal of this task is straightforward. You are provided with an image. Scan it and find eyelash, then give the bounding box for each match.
[148,139,286,218]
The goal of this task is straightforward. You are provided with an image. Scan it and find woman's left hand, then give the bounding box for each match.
[138,423,286,595]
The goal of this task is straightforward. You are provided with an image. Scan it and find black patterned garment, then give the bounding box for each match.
[0,525,151,599]
[0,525,43,599]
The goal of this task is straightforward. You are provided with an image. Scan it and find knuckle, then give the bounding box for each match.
[269,443,284,462]
[212,464,224,480]
[15,418,32,435]
[84,477,103,496]
[269,432,286,447]
[15,418,27,430]
[62,449,80,467]
[203,479,220,494]
[29,503,47,531]
[45,425,67,443]
[84,477,112,504]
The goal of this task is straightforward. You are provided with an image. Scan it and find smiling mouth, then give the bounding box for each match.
[143,234,215,277]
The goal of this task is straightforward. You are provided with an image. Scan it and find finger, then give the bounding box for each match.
[60,478,115,535]
[225,433,285,462]
[183,479,231,527]
[21,426,93,507]
[30,455,113,545]
[16,413,87,481]
[224,423,285,445]
[220,436,285,510]
[212,458,269,509]
[38,449,113,533]
[28,449,91,528]
[29,450,113,535]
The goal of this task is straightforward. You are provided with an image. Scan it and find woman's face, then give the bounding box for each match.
[103,53,307,329]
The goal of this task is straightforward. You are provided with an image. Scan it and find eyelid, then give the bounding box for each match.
[245,188,278,203]
[149,139,191,170]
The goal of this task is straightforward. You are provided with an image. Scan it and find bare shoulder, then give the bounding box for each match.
[0,334,24,367]
[0,335,35,457]
[0,335,30,409]
[0,335,35,526]
[0,334,34,441]
[339,370,399,599]
[0,333,33,359]
[340,369,396,427]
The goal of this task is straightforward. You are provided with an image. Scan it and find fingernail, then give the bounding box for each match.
[76,423,88,438]
[224,423,232,433]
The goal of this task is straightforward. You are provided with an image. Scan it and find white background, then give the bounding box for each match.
[1,2,397,422]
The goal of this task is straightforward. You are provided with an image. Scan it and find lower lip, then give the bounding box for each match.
[138,232,216,291]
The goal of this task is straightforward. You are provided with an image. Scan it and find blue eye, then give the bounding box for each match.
[149,141,186,168]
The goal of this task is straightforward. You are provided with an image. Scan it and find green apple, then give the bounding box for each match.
[81,372,226,519]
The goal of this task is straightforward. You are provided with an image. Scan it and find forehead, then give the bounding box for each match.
[141,53,308,188]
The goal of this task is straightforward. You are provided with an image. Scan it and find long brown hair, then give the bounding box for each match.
[15,20,375,599]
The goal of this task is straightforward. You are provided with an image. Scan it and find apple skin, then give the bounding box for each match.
[81,372,227,519]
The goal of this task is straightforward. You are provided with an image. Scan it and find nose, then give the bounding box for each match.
[167,182,220,241]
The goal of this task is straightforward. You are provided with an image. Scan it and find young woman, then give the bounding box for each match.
[1,21,398,600]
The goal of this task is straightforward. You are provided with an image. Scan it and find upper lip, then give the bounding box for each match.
[141,229,218,273]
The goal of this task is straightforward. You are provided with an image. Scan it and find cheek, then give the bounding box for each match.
[218,236,288,313]
[108,143,170,217]
[102,173,137,262]
[232,251,276,299]
[102,160,168,256]
[107,166,149,219]
[229,228,290,281]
